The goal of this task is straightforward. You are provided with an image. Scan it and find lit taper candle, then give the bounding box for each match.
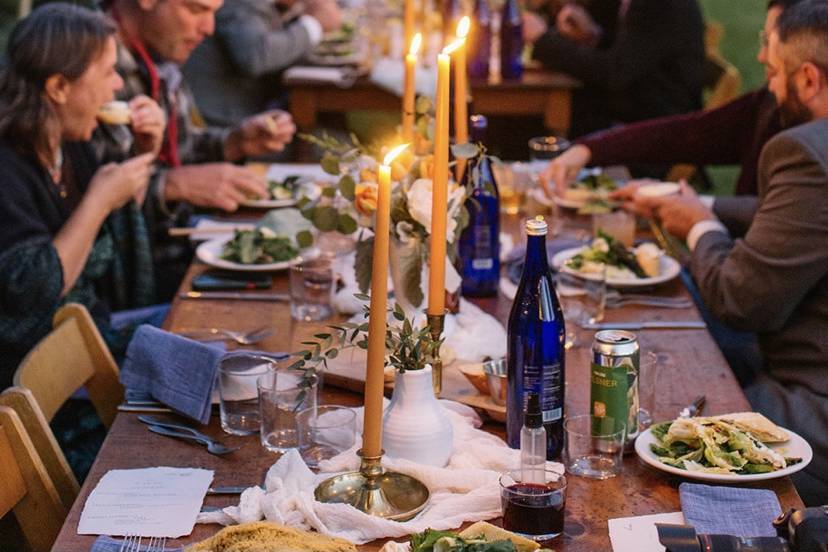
[453,16,471,181]
[362,144,409,458]
[402,33,422,142]
[428,39,464,316]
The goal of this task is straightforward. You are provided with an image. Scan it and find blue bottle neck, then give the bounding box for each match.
[523,234,549,277]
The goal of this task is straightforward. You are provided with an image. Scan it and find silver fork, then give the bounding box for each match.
[179,325,273,345]
[119,535,167,552]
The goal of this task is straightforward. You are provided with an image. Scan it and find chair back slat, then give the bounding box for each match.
[0,406,66,552]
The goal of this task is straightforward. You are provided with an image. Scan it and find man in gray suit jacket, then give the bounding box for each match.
[183,0,341,127]
[635,0,828,505]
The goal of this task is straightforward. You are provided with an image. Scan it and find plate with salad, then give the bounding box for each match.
[550,231,680,287]
[240,175,322,209]
[196,228,307,271]
[635,412,812,482]
[553,171,620,210]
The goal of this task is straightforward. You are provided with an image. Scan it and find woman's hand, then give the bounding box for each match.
[129,95,166,157]
[540,144,591,197]
[88,153,155,213]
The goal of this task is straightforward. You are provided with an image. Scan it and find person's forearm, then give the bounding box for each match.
[579,90,763,168]
[52,195,110,295]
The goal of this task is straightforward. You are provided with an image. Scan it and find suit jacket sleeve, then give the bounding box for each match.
[216,0,314,78]
[712,196,759,239]
[532,1,686,91]
[690,132,828,332]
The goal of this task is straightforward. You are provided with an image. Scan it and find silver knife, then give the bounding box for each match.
[180,291,290,302]
[581,320,706,330]
[207,486,251,495]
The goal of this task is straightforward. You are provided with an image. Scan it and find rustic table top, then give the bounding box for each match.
[51,212,803,552]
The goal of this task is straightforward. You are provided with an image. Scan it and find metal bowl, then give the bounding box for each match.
[482,358,507,406]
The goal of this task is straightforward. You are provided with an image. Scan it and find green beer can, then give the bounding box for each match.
[591,330,640,448]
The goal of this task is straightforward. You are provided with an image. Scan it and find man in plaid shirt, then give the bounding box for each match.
[93,0,296,296]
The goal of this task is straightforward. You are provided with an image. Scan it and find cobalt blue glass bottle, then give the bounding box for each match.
[460,115,500,297]
[500,0,524,80]
[468,0,491,79]
[506,217,566,458]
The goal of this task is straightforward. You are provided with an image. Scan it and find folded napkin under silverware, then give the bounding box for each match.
[679,482,782,537]
[121,325,223,424]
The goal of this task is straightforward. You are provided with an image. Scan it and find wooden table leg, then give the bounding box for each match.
[544,89,572,136]
[290,89,319,130]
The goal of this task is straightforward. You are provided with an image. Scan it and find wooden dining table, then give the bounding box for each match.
[51,211,804,552]
[287,67,580,133]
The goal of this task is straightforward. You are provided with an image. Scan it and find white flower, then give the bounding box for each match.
[405,178,466,242]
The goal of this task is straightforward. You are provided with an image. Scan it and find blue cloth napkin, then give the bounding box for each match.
[679,482,782,537]
[120,325,225,424]
[90,536,182,552]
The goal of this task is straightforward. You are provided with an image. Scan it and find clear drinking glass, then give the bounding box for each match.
[218,354,275,436]
[297,405,357,467]
[499,469,567,541]
[290,258,334,322]
[258,369,319,453]
[592,211,636,248]
[528,136,571,162]
[564,415,625,479]
[493,162,523,215]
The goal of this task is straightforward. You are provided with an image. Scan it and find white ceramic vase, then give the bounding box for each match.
[382,365,453,467]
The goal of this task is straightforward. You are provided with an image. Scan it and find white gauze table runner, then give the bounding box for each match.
[197,401,563,544]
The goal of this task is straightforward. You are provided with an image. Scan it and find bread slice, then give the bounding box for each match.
[712,412,789,443]
[459,521,540,552]
[186,521,357,552]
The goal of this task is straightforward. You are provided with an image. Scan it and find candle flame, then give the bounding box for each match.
[409,33,422,56]
[456,16,470,38]
[442,37,465,55]
[383,143,410,166]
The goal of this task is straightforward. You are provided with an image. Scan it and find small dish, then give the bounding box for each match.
[482,359,507,406]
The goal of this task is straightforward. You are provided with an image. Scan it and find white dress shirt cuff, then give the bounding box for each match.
[299,15,324,46]
[687,219,729,252]
[699,195,715,209]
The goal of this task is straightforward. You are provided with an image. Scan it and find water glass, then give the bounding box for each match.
[499,469,567,541]
[258,369,319,453]
[564,415,625,479]
[290,258,334,322]
[218,354,275,436]
[592,210,636,248]
[493,162,523,215]
[528,136,571,161]
[297,405,357,467]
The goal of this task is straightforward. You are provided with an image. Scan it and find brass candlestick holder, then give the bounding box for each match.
[426,310,447,396]
[314,449,430,521]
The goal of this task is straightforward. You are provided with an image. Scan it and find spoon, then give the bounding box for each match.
[145,425,240,455]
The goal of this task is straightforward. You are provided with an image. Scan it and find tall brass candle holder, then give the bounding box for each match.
[314,449,430,521]
[426,310,447,396]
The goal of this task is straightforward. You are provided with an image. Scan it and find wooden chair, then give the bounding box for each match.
[14,303,122,428]
[0,405,67,552]
[0,387,80,511]
[1,303,123,510]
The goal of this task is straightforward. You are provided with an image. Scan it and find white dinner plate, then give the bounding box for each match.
[552,194,589,210]
[635,424,813,483]
[551,246,681,288]
[196,237,309,272]
[239,181,322,209]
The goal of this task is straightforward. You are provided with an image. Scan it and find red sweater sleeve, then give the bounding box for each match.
[580,89,766,168]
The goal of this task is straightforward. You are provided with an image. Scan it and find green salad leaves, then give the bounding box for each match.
[267,175,302,200]
[220,228,298,264]
[565,230,647,278]
[649,417,801,475]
